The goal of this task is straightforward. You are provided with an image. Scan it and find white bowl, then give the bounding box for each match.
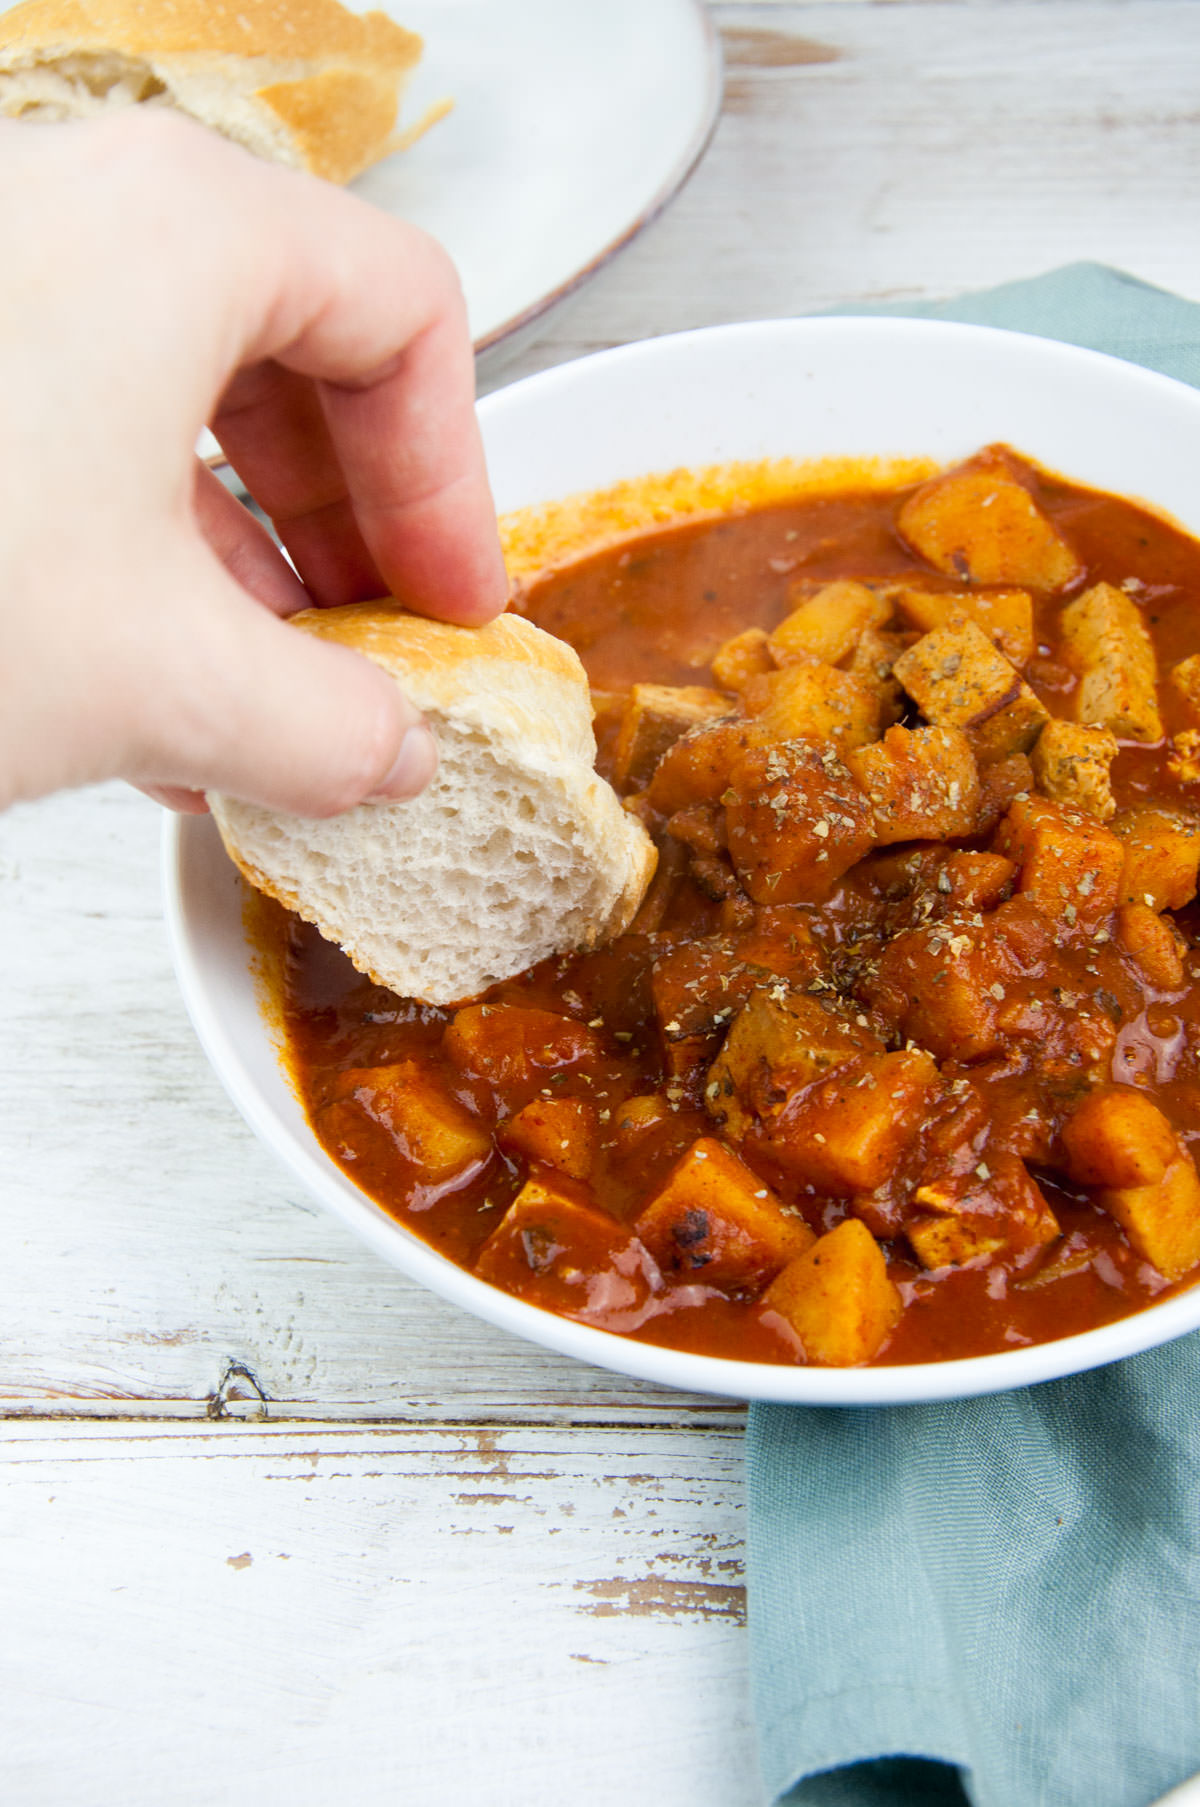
[164,316,1200,1404]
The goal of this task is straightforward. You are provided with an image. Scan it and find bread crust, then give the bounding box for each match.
[207,605,658,1005]
[0,0,425,182]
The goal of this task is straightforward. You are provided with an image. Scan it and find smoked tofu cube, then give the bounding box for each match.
[761,1217,901,1366]
[741,655,882,751]
[769,581,892,667]
[1061,1090,1178,1190]
[1097,1154,1200,1281]
[644,719,756,813]
[893,585,1035,668]
[633,1137,814,1290]
[498,1097,600,1182]
[326,1061,491,1183]
[897,466,1082,589]
[1115,902,1186,990]
[1112,804,1200,911]
[710,627,774,692]
[724,741,875,904]
[1031,719,1119,821]
[444,1005,604,1106]
[613,684,731,790]
[476,1180,655,1315]
[754,1050,939,1195]
[1169,653,1200,723]
[906,1155,1060,1270]
[893,620,1049,763]
[845,723,981,844]
[995,794,1124,930]
[705,987,884,1140]
[1060,582,1163,743]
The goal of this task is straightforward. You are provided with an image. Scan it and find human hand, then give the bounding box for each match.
[0,110,508,816]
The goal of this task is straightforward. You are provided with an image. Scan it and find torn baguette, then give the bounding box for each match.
[207,604,658,1006]
[0,0,432,183]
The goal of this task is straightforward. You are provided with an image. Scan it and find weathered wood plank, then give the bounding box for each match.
[0,1422,754,1807]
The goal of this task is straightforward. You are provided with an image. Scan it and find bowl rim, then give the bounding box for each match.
[164,313,1200,1405]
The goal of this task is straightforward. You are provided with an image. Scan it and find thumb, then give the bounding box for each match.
[130,555,438,816]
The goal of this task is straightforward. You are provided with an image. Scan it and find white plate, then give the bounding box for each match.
[362,0,722,362]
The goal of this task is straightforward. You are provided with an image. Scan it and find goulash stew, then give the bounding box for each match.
[275,444,1200,1368]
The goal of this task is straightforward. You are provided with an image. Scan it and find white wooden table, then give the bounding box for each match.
[4,5,1200,1801]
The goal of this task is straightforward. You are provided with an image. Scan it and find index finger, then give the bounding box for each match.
[207,169,507,622]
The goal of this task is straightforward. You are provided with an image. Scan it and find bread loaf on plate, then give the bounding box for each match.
[0,0,432,183]
[207,605,658,1006]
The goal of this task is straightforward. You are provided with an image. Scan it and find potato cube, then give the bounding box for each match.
[725,741,875,904]
[847,626,912,728]
[893,585,1035,668]
[711,627,774,692]
[1168,729,1200,786]
[1112,804,1200,911]
[741,655,882,751]
[476,1180,654,1315]
[705,987,884,1140]
[1169,654,1200,723]
[1031,719,1118,820]
[754,1050,939,1195]
[897,466,1082,589]
[894,620,1049,763]
[1115,902,1186,990]
[994,794,1124,930]
[613,1093,676,1151]
[845,723,981,844]
[971,751,1036,835]
[326,1061,491,1183]
[865,912,1010,1063]
[613,684,731,790]
[653,932,819,1084]
[939,850,1018,911]
[498,1097,599,1181]
[769,581,892,667]
[1061,1089,1179,1190]
[1098,1154,1200,1281]
[444,1005,604,1106]
[633,1137,813,1290]
[644,719,756,813]
[907,1155,1060,1270]
[761,1217,901,1366]
[1060,582,1163,743]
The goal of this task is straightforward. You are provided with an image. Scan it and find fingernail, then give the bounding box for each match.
[370,723,439,800]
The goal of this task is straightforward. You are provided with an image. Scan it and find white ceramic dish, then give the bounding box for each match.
[165,316,1200,1404]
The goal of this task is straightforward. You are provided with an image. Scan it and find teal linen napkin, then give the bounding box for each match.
[747,264,1200,1807]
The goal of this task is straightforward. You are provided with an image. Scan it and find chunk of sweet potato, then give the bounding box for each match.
[1112,804,1200,912]
[710,627,774,692]
[769,581,892,667]
[644,719,756,813]
[753,1049,939,1195]
[324,1061,492,1184]
[706,987,884,1140]
[444,1005,604,1106]
[1097,1154,1200,1281]
[845,723,981,844]
[897,466,1082,589]
[724,741,875,904]
[1115,902,1186,990]
[1060,582,1163,744]
[634,1137,813,1290]
[761,1217,901,1366]
[498,1097,599,1181]
[893,620,1048,762]
[994,794,1124,930]
[1031,718,1118,821]
[613,684,731,790]
[906,1155,1060,1270]
[893,585,1035,668]
[476,1180,655,1316]
[741,656,881,751]
[1061,1089,1179,1190]
[864,916,1006,1063]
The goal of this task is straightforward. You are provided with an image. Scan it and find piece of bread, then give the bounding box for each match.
[207,604,658,1006]
[0,0,432,183]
